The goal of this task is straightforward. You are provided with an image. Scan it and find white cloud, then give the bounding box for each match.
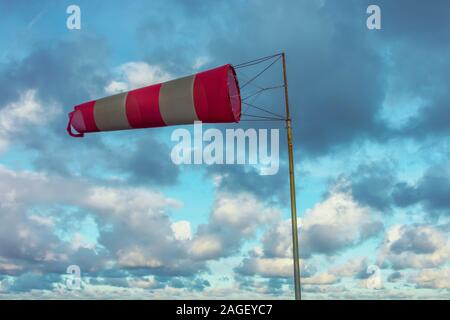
[0,257,23,273]
[300,189,383,256]
[0,90,59,153]
[2,165,281,280]
[411,268,450,289]
[29,215,55,228]
[189,192,281,260]
[128,276,156,289]
[236,189,382,279]
[0,167,78,273]
[263,189,382,259]
[70,233,97,251]
[0,164,86,205]
[189,235,223,259]
[0,90,44,132]
[192,56,210,70]
[212,192,279,236]
[377,224,449,270]
[302,272,338,285]
[171,220,192,241]
[117,247,163,268]
[261,219,292,258]
[104,81,128,94]
[81,186,206,272]
[330,257,368,278]
[237,258,294,278]
[84,186,181,229]
[104,62,173,94]
[302,189,376,230]
[0,165,192,277]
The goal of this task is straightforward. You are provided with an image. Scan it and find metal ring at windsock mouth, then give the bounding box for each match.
[227,65,241,122]
[67,111,84,137]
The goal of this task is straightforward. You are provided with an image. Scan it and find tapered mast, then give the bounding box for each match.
[281,52,301,300]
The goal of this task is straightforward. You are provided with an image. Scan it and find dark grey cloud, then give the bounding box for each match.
[117,135,180,186]
[377,0,450,47]
[266,278,288,295]
[391,182,420,208]
[303,225,351,256]
[346,162,396,212]
[234,274,255,291]
[0,35,113,178]
[300,221,383,258]
[393,165,450,216]
[390,228,439,255]
[234,273,290,296]
[352,260,371,280]
[155,276,211,292]
[380,224,448,270]
[88,273,212,292]
[0,36,110,110]
[132,0,396,160]
[373,0,450,140]
[138,0,450,158]
[410,166,450,213]
[5,272,61,293]
[387,271,402,283]
[335,161,450,217]
[204,163,289,204]
[88,276,129,288]
[391,49,450,140]
[199,0,391,156]
[136,0,228,76]
[172,0,450,230]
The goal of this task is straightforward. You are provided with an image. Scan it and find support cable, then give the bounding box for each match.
[243,102,285,119]
[239,56,282,90]
[241,113,284,121]
[233,53,282,69]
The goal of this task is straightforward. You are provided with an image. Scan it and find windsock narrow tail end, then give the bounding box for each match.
[67,110,84,138]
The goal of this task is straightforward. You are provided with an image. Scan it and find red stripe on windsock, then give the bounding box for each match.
[194,64,240,123]
[126,84,166,128]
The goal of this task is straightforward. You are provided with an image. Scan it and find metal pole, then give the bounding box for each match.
[281,52,301,300]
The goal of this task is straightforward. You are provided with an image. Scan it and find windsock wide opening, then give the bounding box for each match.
[227,65,241,122]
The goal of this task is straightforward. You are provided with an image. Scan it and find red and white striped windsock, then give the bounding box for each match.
[67,64,241,137]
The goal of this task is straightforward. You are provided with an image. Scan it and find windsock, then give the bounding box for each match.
[67,64,241,137]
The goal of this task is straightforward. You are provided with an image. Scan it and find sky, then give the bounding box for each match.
[0,0,449,299]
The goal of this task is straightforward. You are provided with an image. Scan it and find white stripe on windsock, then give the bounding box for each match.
[158,74,199,125]
[93,92,131,131]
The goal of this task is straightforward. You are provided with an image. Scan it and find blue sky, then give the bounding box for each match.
[0,0,449,299]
